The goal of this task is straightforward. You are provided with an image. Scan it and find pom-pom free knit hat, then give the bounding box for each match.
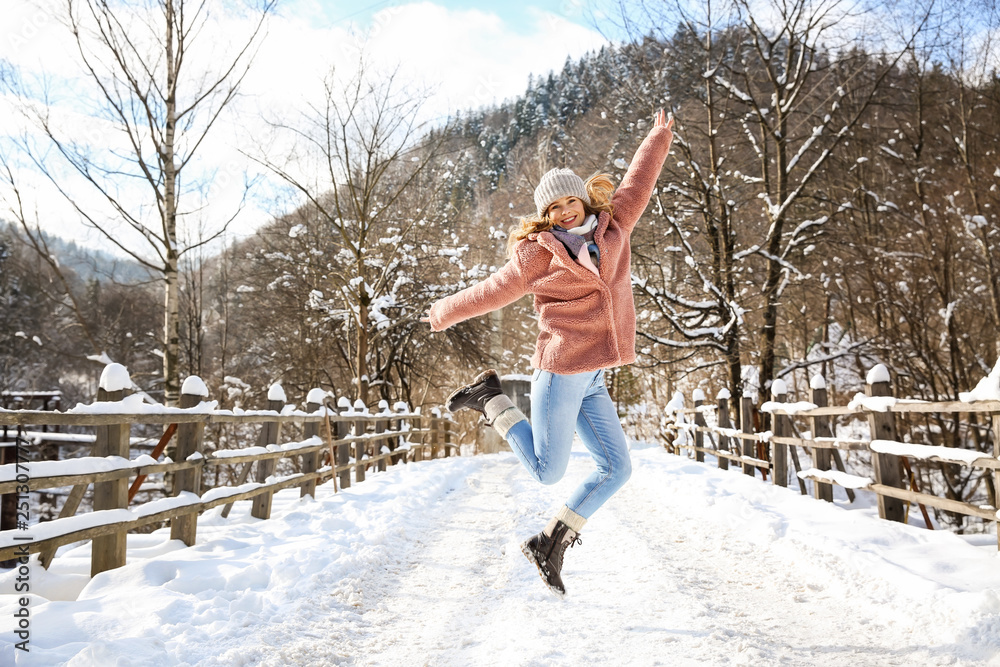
[534,168,591,217]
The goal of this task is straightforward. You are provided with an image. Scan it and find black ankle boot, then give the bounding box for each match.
[445,369,504,419]
[521,520,582,597]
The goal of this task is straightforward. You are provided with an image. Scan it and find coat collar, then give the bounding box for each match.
[525,210,612,278]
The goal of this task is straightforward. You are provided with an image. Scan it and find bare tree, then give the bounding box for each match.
[617,0,928,396]
[250,61,469,404]
[3,0,274,404]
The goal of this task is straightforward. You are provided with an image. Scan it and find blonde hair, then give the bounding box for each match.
[507,173,616,257]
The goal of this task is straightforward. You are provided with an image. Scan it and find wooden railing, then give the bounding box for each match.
[0,372,456,574]
[664,365,1000,548]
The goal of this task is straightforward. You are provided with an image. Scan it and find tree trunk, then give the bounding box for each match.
[356,292,369,404]
[760,104,790,391]
[162,0,180,406]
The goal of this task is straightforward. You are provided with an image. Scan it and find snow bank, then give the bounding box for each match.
[2,449,1000,665]
[960,358,1000,402]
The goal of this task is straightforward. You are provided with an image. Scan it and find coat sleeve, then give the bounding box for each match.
[611,126,673,234]
[428,254,529,331]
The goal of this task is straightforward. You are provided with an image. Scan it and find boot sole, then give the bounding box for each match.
[520,540,565,598]
[444,369,499,413]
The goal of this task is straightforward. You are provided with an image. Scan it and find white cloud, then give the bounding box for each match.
[0,1,610,254]
[244,2,607,122]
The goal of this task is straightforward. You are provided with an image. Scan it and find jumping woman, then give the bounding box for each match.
[423,110,674,596]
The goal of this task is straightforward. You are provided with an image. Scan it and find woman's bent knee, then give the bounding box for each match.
[610,458,632,487]
[538,465,567,485]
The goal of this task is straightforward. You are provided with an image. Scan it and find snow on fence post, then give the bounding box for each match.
[336,397,352,489]
[251,384,285,520]
[301,388,325,499]
[770,381,789,488]
[740,395,756,476]
[170,377,207,546]
[716,389,731,470]
[693,389,706,463]
[91,363,132,576]
[865,365,906,523]
[810,376,834,502]
[353,400,367,484]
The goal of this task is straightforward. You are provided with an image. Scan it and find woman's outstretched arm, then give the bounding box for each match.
[424,254,529,331]
[612,110,674,234]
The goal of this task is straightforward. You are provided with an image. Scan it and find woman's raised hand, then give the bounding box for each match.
[653,108,674,132]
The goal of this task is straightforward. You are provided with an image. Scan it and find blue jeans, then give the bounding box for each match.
[504,368,632,519]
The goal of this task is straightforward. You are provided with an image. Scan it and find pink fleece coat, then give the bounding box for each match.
[429,126,673,374]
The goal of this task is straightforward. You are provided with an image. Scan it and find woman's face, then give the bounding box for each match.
[546,196,587,229]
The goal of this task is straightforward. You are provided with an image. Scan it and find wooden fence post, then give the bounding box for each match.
[810,375,834,502]
[771,380,789,488]
[91,364,132,576]
[993,412,1000,550]
[443,418,452,458]
[431,408,442,459]
[411,409,423,463]
[0,429,15,568]
[300,388,325,498]
[716,389,731,470]
[375,400,389,472]
[693,389,706,463]
[866,365,906,523]
[353,400,367,484]
[251,384,285,520]
[664,391,684,455]
[740,396,755,476]
[392,402,408,465]
[169,378,207,546]
[336,397,352,489]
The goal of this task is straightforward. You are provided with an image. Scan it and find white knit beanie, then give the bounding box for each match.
[534,168,591,217]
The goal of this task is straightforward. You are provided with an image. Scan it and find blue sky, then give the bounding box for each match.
[294,0,612,33]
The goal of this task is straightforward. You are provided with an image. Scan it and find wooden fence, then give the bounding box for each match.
[665,366,1000,548]
[0,375,456,575]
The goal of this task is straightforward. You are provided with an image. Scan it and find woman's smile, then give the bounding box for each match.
[547,196,587,229]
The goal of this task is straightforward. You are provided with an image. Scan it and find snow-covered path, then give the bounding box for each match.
[3,442,1000,666]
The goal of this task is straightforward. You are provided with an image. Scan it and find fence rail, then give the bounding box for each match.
[0,370,457,573]
[664,366,1000,548]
